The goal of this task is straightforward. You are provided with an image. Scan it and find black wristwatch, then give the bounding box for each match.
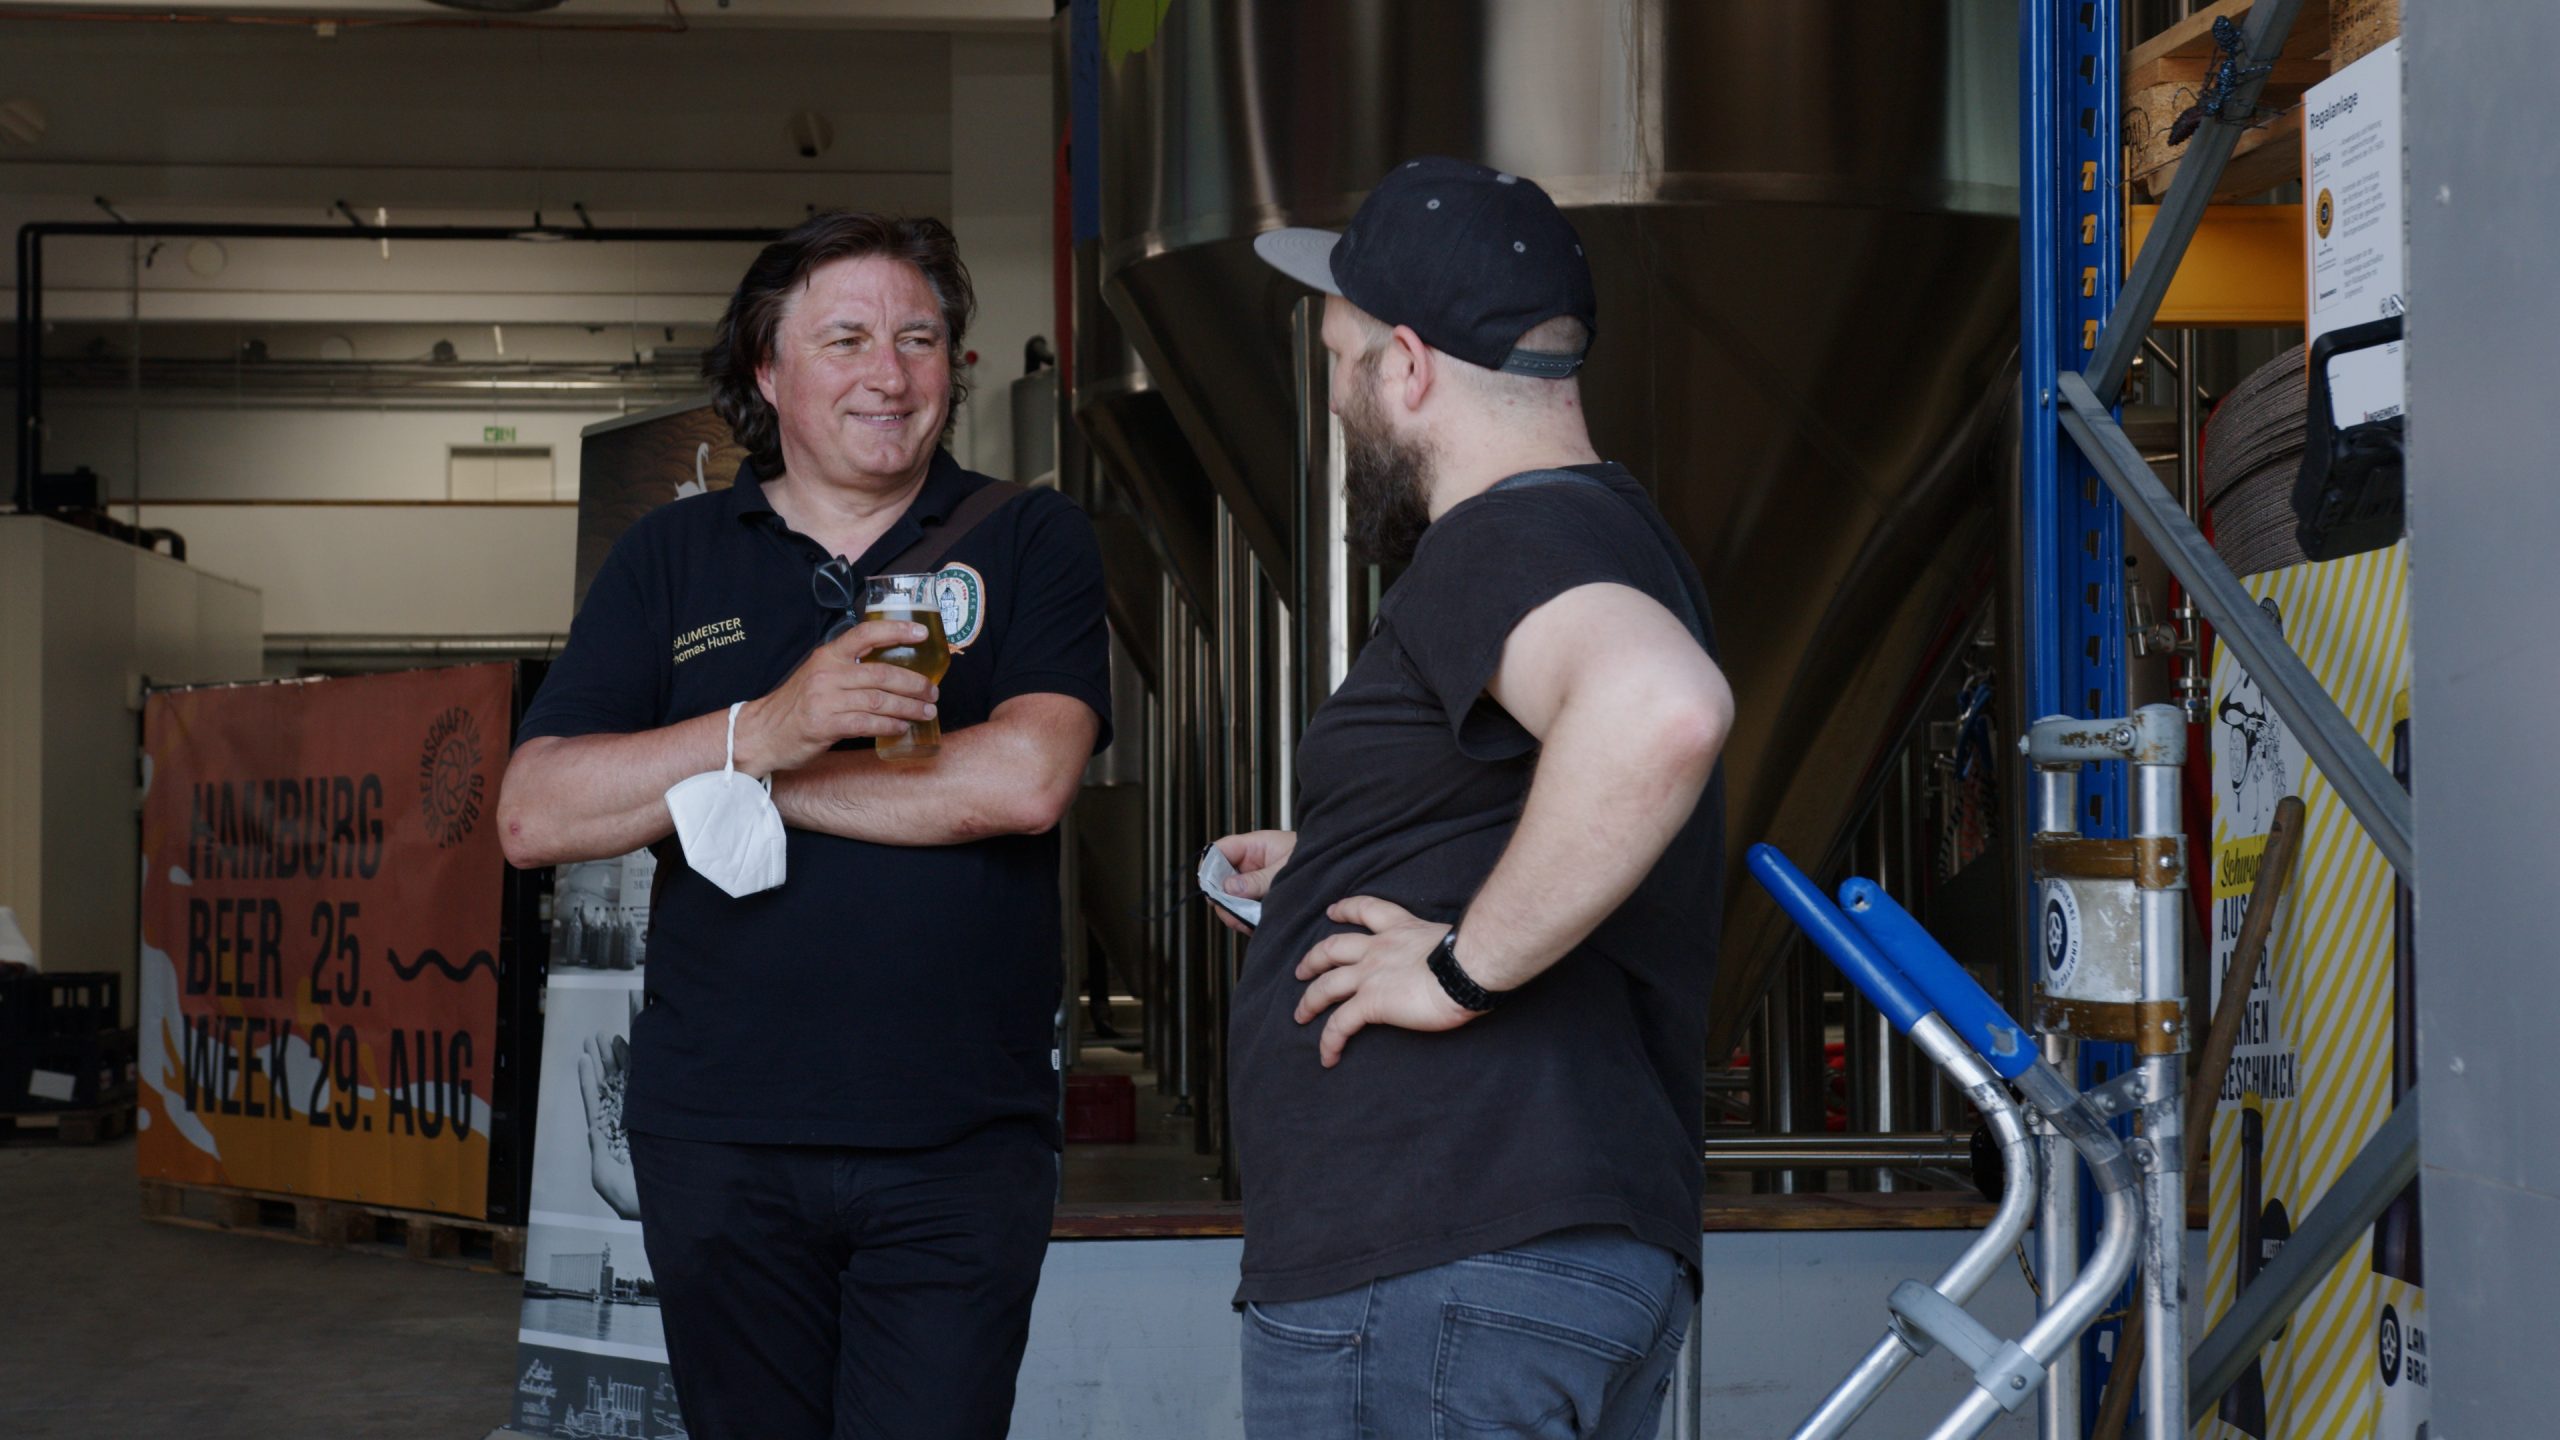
[1429,926,1507,1013]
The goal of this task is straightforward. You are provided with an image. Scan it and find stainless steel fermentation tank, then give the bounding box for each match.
[1066,1,2025,1165]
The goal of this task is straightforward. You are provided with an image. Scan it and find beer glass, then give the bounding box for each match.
[862,573,951,762]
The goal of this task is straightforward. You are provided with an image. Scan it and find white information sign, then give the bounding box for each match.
[2303,40,2406,425]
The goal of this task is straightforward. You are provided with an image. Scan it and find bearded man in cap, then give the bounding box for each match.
[1213,156,1734,1438]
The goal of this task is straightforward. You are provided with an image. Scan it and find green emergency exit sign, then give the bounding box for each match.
[483,425,517,443]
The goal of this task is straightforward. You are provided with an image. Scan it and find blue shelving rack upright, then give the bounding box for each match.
[2020,0,2131,1428]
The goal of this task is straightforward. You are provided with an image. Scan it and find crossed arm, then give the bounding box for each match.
[498,614,1098,869]
[1218,581,1732,1065]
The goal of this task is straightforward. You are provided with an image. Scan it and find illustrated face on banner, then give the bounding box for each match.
[2218,600,2291,836]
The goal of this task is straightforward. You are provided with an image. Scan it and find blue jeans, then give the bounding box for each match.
[1241,1227,1693,1439]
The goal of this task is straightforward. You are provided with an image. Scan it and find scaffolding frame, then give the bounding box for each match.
[2016,0,2418,1431]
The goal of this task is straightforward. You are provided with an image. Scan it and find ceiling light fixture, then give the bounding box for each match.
[513,210,572,243]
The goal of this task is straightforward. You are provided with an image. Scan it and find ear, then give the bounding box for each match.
[754,358,779,409]
[1387,324,1435,413]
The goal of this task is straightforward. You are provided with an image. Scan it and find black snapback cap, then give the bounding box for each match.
[1254,155,1597,378]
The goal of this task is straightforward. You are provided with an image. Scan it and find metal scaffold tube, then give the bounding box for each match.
[2132,717,2188,1440]
[2030,749,2085,1440]
[2184,1103,2420,1423]
[1790,1021,2041,1440]
[2055,374,2414,877]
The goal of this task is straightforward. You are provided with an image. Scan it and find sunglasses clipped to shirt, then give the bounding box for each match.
[812,557,864,645]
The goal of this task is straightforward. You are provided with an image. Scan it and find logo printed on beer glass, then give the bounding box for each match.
[864,572,953,762]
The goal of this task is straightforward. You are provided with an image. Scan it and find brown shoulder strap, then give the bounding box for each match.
[882,479,1029,576]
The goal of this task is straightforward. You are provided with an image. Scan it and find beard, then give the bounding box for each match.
[1339,360,1436,570]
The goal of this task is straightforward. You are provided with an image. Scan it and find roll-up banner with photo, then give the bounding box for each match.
[137,663,514,1218]
[510,401,727,1434]
[509,850,680,1437]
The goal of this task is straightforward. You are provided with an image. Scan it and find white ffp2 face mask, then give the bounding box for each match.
[664,702,787,899]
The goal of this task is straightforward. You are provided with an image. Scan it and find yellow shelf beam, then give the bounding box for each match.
[2126,204,2304,327]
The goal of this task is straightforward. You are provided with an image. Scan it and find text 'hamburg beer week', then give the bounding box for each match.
[137,663,514,1218]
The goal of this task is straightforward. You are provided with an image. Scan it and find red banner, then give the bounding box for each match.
[137,664,512,1218]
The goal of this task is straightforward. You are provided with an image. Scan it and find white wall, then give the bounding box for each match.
[0,518,263,1007]
[133,503,579,637]
[48,401,623,503]
[48,400,599,635]
[11,13,1061,643]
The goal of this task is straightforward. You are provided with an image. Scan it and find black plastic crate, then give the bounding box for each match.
[1,1026,137,1113]
[0,971,123,1041]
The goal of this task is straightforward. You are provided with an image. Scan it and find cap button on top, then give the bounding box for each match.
[1512,241,1526,253]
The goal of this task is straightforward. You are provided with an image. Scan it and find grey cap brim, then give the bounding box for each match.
[1253,227,1344,295]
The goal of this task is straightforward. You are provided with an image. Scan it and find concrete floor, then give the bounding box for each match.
[1,1136,520,1440]
[0,1040,1216,1440]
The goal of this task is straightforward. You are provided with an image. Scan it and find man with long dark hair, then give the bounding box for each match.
[498,211,1111,1439]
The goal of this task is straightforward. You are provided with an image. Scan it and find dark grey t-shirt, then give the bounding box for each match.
[1229,462,1725,1304]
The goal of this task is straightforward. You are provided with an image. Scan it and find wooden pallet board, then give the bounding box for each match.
[139,1177,526,1274]
[0,1096,137,1145]
[2130,96,2306,204]
[2125,0,2332,202]
[2329,0,2398,71]
[2127,0,2332,73]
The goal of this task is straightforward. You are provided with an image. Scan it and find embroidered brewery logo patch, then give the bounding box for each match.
[935,563,986,649]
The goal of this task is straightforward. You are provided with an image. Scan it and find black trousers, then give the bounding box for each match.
[628,1121,1056,1440]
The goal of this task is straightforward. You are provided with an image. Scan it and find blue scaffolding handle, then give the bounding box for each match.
[1745,845,1931,1036]
[1838,879,2036,1081]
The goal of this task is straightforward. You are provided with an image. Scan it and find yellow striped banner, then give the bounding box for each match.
[2197,540,2412,1439]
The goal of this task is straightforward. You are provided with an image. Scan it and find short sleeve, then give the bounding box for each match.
[984,491,1115,753]
[1391,489,1677,761]
[517,526,669,744]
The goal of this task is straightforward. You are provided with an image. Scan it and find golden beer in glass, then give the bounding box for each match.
[862,573,951,762]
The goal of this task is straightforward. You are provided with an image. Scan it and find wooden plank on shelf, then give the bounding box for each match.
[2123,0,2331,202]
[2125,52,2327,97]
[2131,102,2304,203]
[2128,0,2332,73]
[2330,0,2399,70]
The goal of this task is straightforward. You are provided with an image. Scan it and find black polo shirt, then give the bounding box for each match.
[518,449,1112,1149]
